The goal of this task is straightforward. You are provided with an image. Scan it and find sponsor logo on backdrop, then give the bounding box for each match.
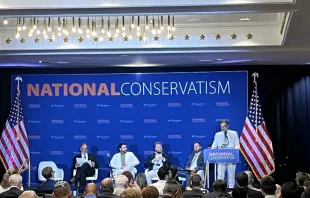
[51,136,64,139]
[215,118,230,122]
[144,119,157,124]
[31,166,38,170]
[168,119,181,123]
[97,136,111,139]
[51,104,64,108]
[168,135,182,139]
[169,151,182,155]
[216,102,230,106]
[29,135,41,140]
[51,120,64,124]
[97,104,111,108]
[51,151,64,155]
[168,103,181,107]
[97,151,110,156]
[97,119,111,124]
[28,104,41,108]
[74,135,87,140]
[144,135,158,139]
[143,104,158,107]
[30,151,41,155]
[192,118,206,123]
[120,104,134,108]
[120,120,134,124]
[120,135,134,139]
[73,152,80,155]
[144,151,154,156]
[74,104,87,108]
[28,120,41,124]
[191,102,206,107]
[192,135,206,139]
[74,120,87,124]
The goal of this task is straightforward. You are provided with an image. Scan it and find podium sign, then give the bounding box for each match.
[204,148,240,163]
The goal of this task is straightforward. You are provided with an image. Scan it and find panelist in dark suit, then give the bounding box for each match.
[37,166,57,194]
[144,142,172,184]
[70,143,99,189]
[185,142,205,183]
[0,174,23,198]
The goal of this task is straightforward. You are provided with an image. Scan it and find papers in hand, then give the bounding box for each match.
[76,158,88,167]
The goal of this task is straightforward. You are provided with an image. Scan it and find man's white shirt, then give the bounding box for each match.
[211,130,240,149]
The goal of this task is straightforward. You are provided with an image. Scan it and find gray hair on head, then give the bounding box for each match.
[9,174,22,186]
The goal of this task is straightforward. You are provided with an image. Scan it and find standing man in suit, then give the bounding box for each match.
[185,142,205,183]
[70,143,99,189]
[110,142,140,178]
[144,142,172,184]
[211,119,240,189]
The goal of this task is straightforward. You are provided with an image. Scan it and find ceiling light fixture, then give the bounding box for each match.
[239,18,250,21]
[216,58,223,61]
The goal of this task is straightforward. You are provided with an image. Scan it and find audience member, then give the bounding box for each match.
[0,174,23,198]
[135,173,147,190]
[53,181,72,198]
[82,183,98,198]
[234,172,263,198]
[168,166,181,184]
[183,174,207,197]
[275,184,281,198]
[18,190,39,198]
[0,168,18,193]
[232,186,247,198]
[260,176,276,198]
[244,170,261,191]
[300,178,310,198]
[281,182,300,198]
[162,180,181,198]
[37,166,57,194]
[123,171,134,186]
[120,188,141,198]
[114,175,129,196]
[141,186,159,198]
[205,179,231,198]
[99,178,118,198]
[150,165,169,195]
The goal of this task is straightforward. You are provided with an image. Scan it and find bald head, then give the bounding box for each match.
[85,183,98,195]
[101,178,114,193]
[19,190,39,198]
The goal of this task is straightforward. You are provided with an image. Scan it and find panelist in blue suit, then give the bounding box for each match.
[37,166,57,193]
[144,142,172,184]
[211,119,240,189]
[186,142,205,182]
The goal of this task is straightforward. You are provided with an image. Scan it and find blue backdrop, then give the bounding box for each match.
[11,71,248,185]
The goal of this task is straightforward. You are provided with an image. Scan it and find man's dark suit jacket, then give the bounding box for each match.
[37,179,57,194]
[144,153,172,171]
[204,191,232,198]
[244,187,263,198]
[72,153,99,170]
[98,192,119,198]
[0,187,23,198]
[186,151,205,171]
[182,189,207,198]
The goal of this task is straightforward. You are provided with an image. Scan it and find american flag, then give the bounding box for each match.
[240,84,275,180]
[0,82,30,171]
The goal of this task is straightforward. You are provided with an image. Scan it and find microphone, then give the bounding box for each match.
[224,131,227,137]
[107,153,111,162]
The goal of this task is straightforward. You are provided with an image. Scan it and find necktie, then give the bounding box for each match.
[84,154,86,159]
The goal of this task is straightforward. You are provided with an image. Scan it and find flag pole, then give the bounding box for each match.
[252,72,259,142]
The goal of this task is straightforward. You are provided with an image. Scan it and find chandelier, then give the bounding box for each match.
[2,15,176,42]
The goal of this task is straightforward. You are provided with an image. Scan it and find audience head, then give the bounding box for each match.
[244,170,254,185]
[84,183,98,195]
[118,142,127,153]
[9,174,22,189]
[189,174,202,188]
[80,143,88,154]
[142,186,159,198]
[296,172,310,186]
[123,171,134,186]
[212,179,227,192]
[236,172,249,187]
[120,188,141,198]
[158,165,169,181]
[100,178,114,193]
[168,165,178,180]
[232,186,247,198]
[42,166,54,180]
[53,181,71,198]
[304,178,310,190]
[260,176,276,196]
[135,173,147,190]
[281,182,300,198]
[193,142,201,152]
[163,180,181,198]
[1,168,19,188]
[115,175,129,189]
[154,142,163,153]
[18,190,39,198]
